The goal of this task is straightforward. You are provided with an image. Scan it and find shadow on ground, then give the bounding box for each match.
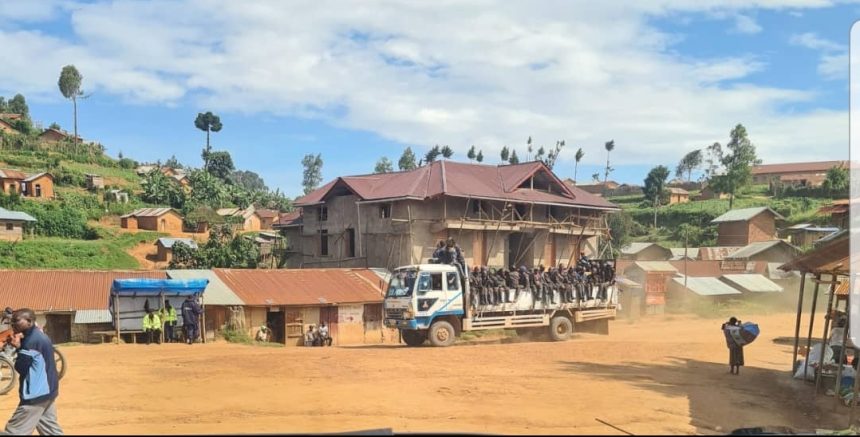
[560,357,848,434]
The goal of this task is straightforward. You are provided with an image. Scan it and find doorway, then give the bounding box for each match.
[45,314,71,344]
[508,232,536,269]
[266,309,285,344]
[319,306,339,345]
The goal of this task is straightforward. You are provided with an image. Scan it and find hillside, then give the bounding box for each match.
[606,184,838,250]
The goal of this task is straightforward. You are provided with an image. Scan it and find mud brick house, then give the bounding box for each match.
[751,161,847,188]
[0,207,36,241]
[711,207,784,247]
[121,208,184,232]
[0,169,55,198]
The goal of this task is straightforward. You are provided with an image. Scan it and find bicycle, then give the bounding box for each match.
[0,330,66,396]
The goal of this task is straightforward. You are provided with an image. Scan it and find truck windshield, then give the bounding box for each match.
[387,269,417,297]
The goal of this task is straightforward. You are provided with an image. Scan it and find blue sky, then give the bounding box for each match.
[0,1,854,198]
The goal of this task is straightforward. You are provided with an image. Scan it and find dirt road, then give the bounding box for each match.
[0,312,846,435]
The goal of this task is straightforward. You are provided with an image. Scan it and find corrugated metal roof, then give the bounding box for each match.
[721,274,783,293]
[669,248,700,260]
[630,261,678,273]
[781,230,849,274]
[156,238,198,249]
[0,270,167,311]
[668,187,689,195]
[699,247,742,261]
[213,268,385,306]
[73,309,112,324]
[621,242,663,255]
[295,161,619,211]
[752,161,846,175]
[166,270,244,306]
[711,207,784,223]
[23,172,51,182]
[725,240,798,260]
[0,207,36,222]
[0,169,26,179]
[120,207,176,218]
[672,276,742,296]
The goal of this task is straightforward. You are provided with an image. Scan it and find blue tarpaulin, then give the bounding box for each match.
[111,278,208,296]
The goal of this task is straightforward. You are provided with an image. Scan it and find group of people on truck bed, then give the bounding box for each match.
[432,237,616,308]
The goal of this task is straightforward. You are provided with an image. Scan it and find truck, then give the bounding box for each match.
[383,261,618,347]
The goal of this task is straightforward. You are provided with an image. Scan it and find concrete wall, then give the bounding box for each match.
[0,220,24,241]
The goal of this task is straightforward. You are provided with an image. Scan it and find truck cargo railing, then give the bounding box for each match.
[464,314,549,330]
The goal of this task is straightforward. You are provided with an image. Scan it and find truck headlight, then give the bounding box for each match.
[403,310,414,319]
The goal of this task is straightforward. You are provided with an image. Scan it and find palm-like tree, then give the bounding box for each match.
[574,148,584,184]
[603,140,615,196]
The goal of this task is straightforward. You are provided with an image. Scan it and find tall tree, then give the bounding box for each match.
[536,146,546,161]
[205,150,235,182]
[301,153,324,195]
[398,147,417,170]
[500,146,510,163]
[602,140,615,196]
[526,136,533,161]
[509,150,520,164]
[440,145,454,159]
[591,172,600,183]
[574,147,585,183]
[424,145,442,163]
[676,149,703,182]
[714,124,758,209]
[7,94,30,121]
[703,142,723,181]
[476,150,484,163]
[822,165,849,196]
[467,145,477,161]
[643,165,670,228]
[58,65,83,149]
[542,140,565,170]
[194,112,223,169]
[232,170,268,192]
[374,157,394,173]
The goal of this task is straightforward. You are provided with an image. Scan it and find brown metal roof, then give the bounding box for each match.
[780,230,849,274]
[0,169,27,180]
[668,187,689,195]
[256,209,279,219]
[752,161,846,175]
[0,270,167,311]
[699,247,742,261]
[213,268,385,306]
[295,160,619,211]
[121,207,178,218]
[274,210,303,227]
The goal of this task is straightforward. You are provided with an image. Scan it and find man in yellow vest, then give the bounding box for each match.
[160,301,178,343]
[142,308,162,345]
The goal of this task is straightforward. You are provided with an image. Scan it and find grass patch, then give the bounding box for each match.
[0,231,159,270]
[222,327,253,344]
[61,161,141,190]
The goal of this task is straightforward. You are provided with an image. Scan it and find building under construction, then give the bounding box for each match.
[282,160,620,271]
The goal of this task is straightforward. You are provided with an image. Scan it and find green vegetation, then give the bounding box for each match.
[0,232,158,269]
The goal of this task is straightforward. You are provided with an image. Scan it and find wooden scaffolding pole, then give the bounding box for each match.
[803,274,822,381]
[815,275,838,395]
[791,272,807,374]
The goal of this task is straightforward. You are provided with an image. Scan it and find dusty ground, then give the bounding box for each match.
[127,241,163,270]
[0,311,849,435]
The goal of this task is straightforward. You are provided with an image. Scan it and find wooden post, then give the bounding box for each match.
[792,272,807,374]
[407,203,414,265]
[834,300,850,410]
[200,294,207,344]
[815,275,838,395]
[114,293,120,345]
[803,274,822,381]
[160,291,165,344]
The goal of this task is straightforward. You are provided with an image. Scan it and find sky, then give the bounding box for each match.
[0,1,855,198]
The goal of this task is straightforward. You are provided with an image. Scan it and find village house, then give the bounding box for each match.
[256,209,278,230]
[0,207,36,241]
[289,161,620,271]
[668,248,700,261]
[0,119,18,135]
[697,185,728,201]
[212,268,393,346]
[0,169,54,198]
[711,206,784,247]
[155,237,198,263]
[619,242,673,261]
[667,187,690,204]
[121,207,184,232]
[217,206,262,232]
[817,199,849,229]
[781,224,841,247]
[165,269,245,342]
[38,128,82,144]
[0,270,168,343]
[723,240,801,265]
[622,261,678,315]
[751,161,846,187]
[85,174,104,191]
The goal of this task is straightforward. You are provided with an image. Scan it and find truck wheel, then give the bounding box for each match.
[402,330,426,347]
[428,321,456,347]
[549,316,573,342]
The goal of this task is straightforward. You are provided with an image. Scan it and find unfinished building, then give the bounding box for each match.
[284,160,620,271]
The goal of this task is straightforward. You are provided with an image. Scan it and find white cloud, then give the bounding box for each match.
[790,32,848,80]
[0,0,850,172]
[732,14,763,34]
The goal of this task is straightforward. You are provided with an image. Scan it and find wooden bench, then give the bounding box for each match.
[92,330,146,344]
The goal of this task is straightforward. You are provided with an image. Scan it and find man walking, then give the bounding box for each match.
[181,294,203,345]
[3,308,62,435]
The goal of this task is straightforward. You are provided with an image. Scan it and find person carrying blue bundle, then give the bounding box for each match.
[722,316,744,375]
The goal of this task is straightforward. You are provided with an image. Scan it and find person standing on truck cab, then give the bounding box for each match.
[432,240,446,262]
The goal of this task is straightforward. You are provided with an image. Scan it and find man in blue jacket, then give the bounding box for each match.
[181,294,203,345]
[3,308,62,435]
